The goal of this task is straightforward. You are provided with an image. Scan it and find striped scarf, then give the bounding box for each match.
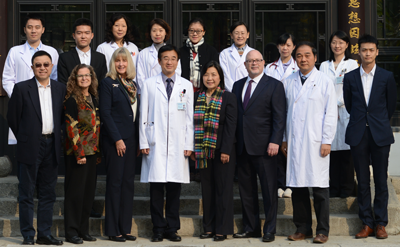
[186,37,204,88]
[194,88,224,169]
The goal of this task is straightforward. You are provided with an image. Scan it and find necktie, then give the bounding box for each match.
[166,78,172,100]
[300,76,307,85]
[243,80,253,109]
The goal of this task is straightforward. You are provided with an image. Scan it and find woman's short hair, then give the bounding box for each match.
[104,13,135,44]
[65,64,98,105]
[277,33,296,47]
[148,18,171,43]
[187,17,205,31]
[106,47,136,80]
[230,21,249,34]
[328,30,351,62]
[199,60,225,92]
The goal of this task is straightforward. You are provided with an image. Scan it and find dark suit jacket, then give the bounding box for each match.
[194,91,237,155]
[343,66,397,147]
[7,77,66,165]
[232,74,286,156]
[179,43,219,81]
[99,77,140,143]
[57,48,107,84]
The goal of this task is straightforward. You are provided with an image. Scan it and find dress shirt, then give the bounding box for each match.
[242,72,263,101]
[300,68,314,80]
[35,78,54,134]
[28,42,42,56]
[162,73,176,90]
[360,64,376,106]
[76,47,91,65]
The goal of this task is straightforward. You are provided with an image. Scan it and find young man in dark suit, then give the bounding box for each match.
[7,51,66,245]
[231,50,286,242]
[343,34,397,239]
[57,18,107,84]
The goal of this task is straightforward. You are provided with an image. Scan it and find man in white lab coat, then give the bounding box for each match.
[281,42,337,244]
[139,45,194,242]
[2,13,59,144]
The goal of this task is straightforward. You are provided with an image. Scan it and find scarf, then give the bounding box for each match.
[118,75,137,105]
[194,88,224,169]
[186,37,204,88]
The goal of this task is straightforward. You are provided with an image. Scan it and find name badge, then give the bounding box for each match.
[336,76,343,84]
[177,102,186,111]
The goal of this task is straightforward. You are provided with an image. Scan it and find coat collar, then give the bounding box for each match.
[294,68,318,101]
[229,44,248,65]
[244,74,268,111]
[150,44,159,68]
[70,48,82,66]
[156,73,182,100]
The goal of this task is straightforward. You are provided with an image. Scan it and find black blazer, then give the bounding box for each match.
[99,77,140,143]
[232,74,286,156]
[194,91,237,155]
[7,77,66,165]
[57,48,107,84]
[179,43,219,81]
[343,66,397,147]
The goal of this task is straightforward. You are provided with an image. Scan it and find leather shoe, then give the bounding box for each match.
[80,234,96,241]
[288,232,313,241]
[22,236,34,245]
[233,232,261,238]
[66,236,83,244]
[164,232,181,241]
[108,236,126,242]
[355,225,374,238]
[263,233,275,242]
[90,208,101,218]
[36,235,63,245]
[122,234,137,241]
[151,233,163,242]
[214,235,226,241]
[376,225,388,239]
[200,232,214,239]
[313,234,328,243]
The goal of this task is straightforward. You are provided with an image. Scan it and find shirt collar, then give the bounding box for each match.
[76,46,91,56]
[235,44,247,51]
[300,67,315,79]
[27,41,42,52]
[161,73,176,83]
[35,77,51,88]
[360,64,376,77]
[247,72,263,84]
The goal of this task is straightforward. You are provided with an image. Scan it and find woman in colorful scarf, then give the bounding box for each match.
[99,47,139,242]
[64,64,100,244]
[191,60,237,241]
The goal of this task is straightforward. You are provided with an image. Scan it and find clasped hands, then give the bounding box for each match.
[280,142,331,157]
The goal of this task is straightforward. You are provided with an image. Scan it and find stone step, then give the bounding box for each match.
[0,196,359,217]
[0,214,362,238]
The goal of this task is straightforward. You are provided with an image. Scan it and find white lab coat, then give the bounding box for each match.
[139,73,194,183]
[136,44,181,93]
[96,41,139,71]
[319,58,359,151]
[2,41,59,144]
[219,44,254,92]
[264,57,299,81]
[283,68,337,187]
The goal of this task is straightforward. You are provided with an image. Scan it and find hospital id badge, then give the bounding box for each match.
[336,76,343,84]
[177,102,186,111]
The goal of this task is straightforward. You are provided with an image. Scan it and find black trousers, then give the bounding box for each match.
[292,187,330,236]
[200,148,236,235]
[18,136,58,238]
[150,182,182,234]
[64,154,97,238]
[277,150,287,190]
[237,148,277,234]
[103,134,137,236]
[351,127,390,228]
[329,150,354,197]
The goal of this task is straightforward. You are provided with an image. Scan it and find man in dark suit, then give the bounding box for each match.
[231,50,286,242]
[57,18,106,84]
[344,34,397,239]
[7,51,66,245]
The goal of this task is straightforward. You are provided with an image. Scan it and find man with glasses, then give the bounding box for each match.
[7,51,66,245]
[231,50,286,242]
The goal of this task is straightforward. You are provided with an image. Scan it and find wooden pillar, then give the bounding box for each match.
[338,0,365,64]
[0,0,7,96]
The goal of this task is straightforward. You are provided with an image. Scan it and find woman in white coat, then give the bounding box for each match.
[219,21,254,92]
[319,30,359,198]
[97,14,139,71]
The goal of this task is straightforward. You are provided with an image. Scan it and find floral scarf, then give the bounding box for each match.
[118,75,137,105]
[186,37,204,88]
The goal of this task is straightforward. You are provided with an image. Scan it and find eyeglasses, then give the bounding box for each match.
[188,29,204,34]
[77,73,92,79]
[34,62,51,68]
[245,59,264,64]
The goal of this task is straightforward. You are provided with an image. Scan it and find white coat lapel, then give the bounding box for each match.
[230,44,240,63]
[150,45,159,70]
[156,74,168,100]
[276,58,284,79]
[282,58,296,81]
[169,76,182,101]
[237,45,249,67]
[20,43,33,69]
[295,68,316,101]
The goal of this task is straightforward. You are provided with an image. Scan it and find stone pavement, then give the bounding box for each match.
[1,235,400,246]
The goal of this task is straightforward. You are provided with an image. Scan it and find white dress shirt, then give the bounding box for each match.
[36,78,54,134]
[241,72,264,101]
[76,47,91,65]
[360,64,376,106]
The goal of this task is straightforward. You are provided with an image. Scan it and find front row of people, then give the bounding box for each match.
[8,33,396,245]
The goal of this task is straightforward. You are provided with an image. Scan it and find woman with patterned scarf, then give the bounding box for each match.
[191,60,237,241]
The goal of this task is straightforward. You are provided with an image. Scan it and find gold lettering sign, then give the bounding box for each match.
[351,44,359,54]
[348,11,361,24]
[348,0,360,8]
[349,27,360,38]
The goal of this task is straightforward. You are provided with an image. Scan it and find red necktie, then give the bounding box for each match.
[243,80,253,109]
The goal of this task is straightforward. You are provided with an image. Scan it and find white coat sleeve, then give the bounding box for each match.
[136,52,146,94]
[337,60,359,107]
[219,52,234,92]
[139,80,150,150]
[322,80,338,144]
[184,85,194,151]
[50,51,59,81]
[2,49,16,98]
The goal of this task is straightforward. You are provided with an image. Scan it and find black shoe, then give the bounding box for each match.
[151,233,163,242]
[22,236,34,245]
[214,235,227,241]
[90,209,101,218]
[200,232,215,239]
[263,233,275,242]
[233,232,261,238]
[108,236,126,242]
[80,234,96,241]
[164,232,182,241]
[122,234,137,241]
[36,235,63,245]
[66,236,83,244]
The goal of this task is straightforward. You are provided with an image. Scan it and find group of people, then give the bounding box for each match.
[3,12,397,246]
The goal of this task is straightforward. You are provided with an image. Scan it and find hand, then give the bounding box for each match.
[190,152,196,161]
[137,147,141,157]
[116,140,126,157]
[77,157,86,165]
[184,150,192,157]
[221,153,230,164]
[280,142,287,157]
[141,148,150,155]
[267,143,279,156]
[96,157,101,164]
[320,144,331,157]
